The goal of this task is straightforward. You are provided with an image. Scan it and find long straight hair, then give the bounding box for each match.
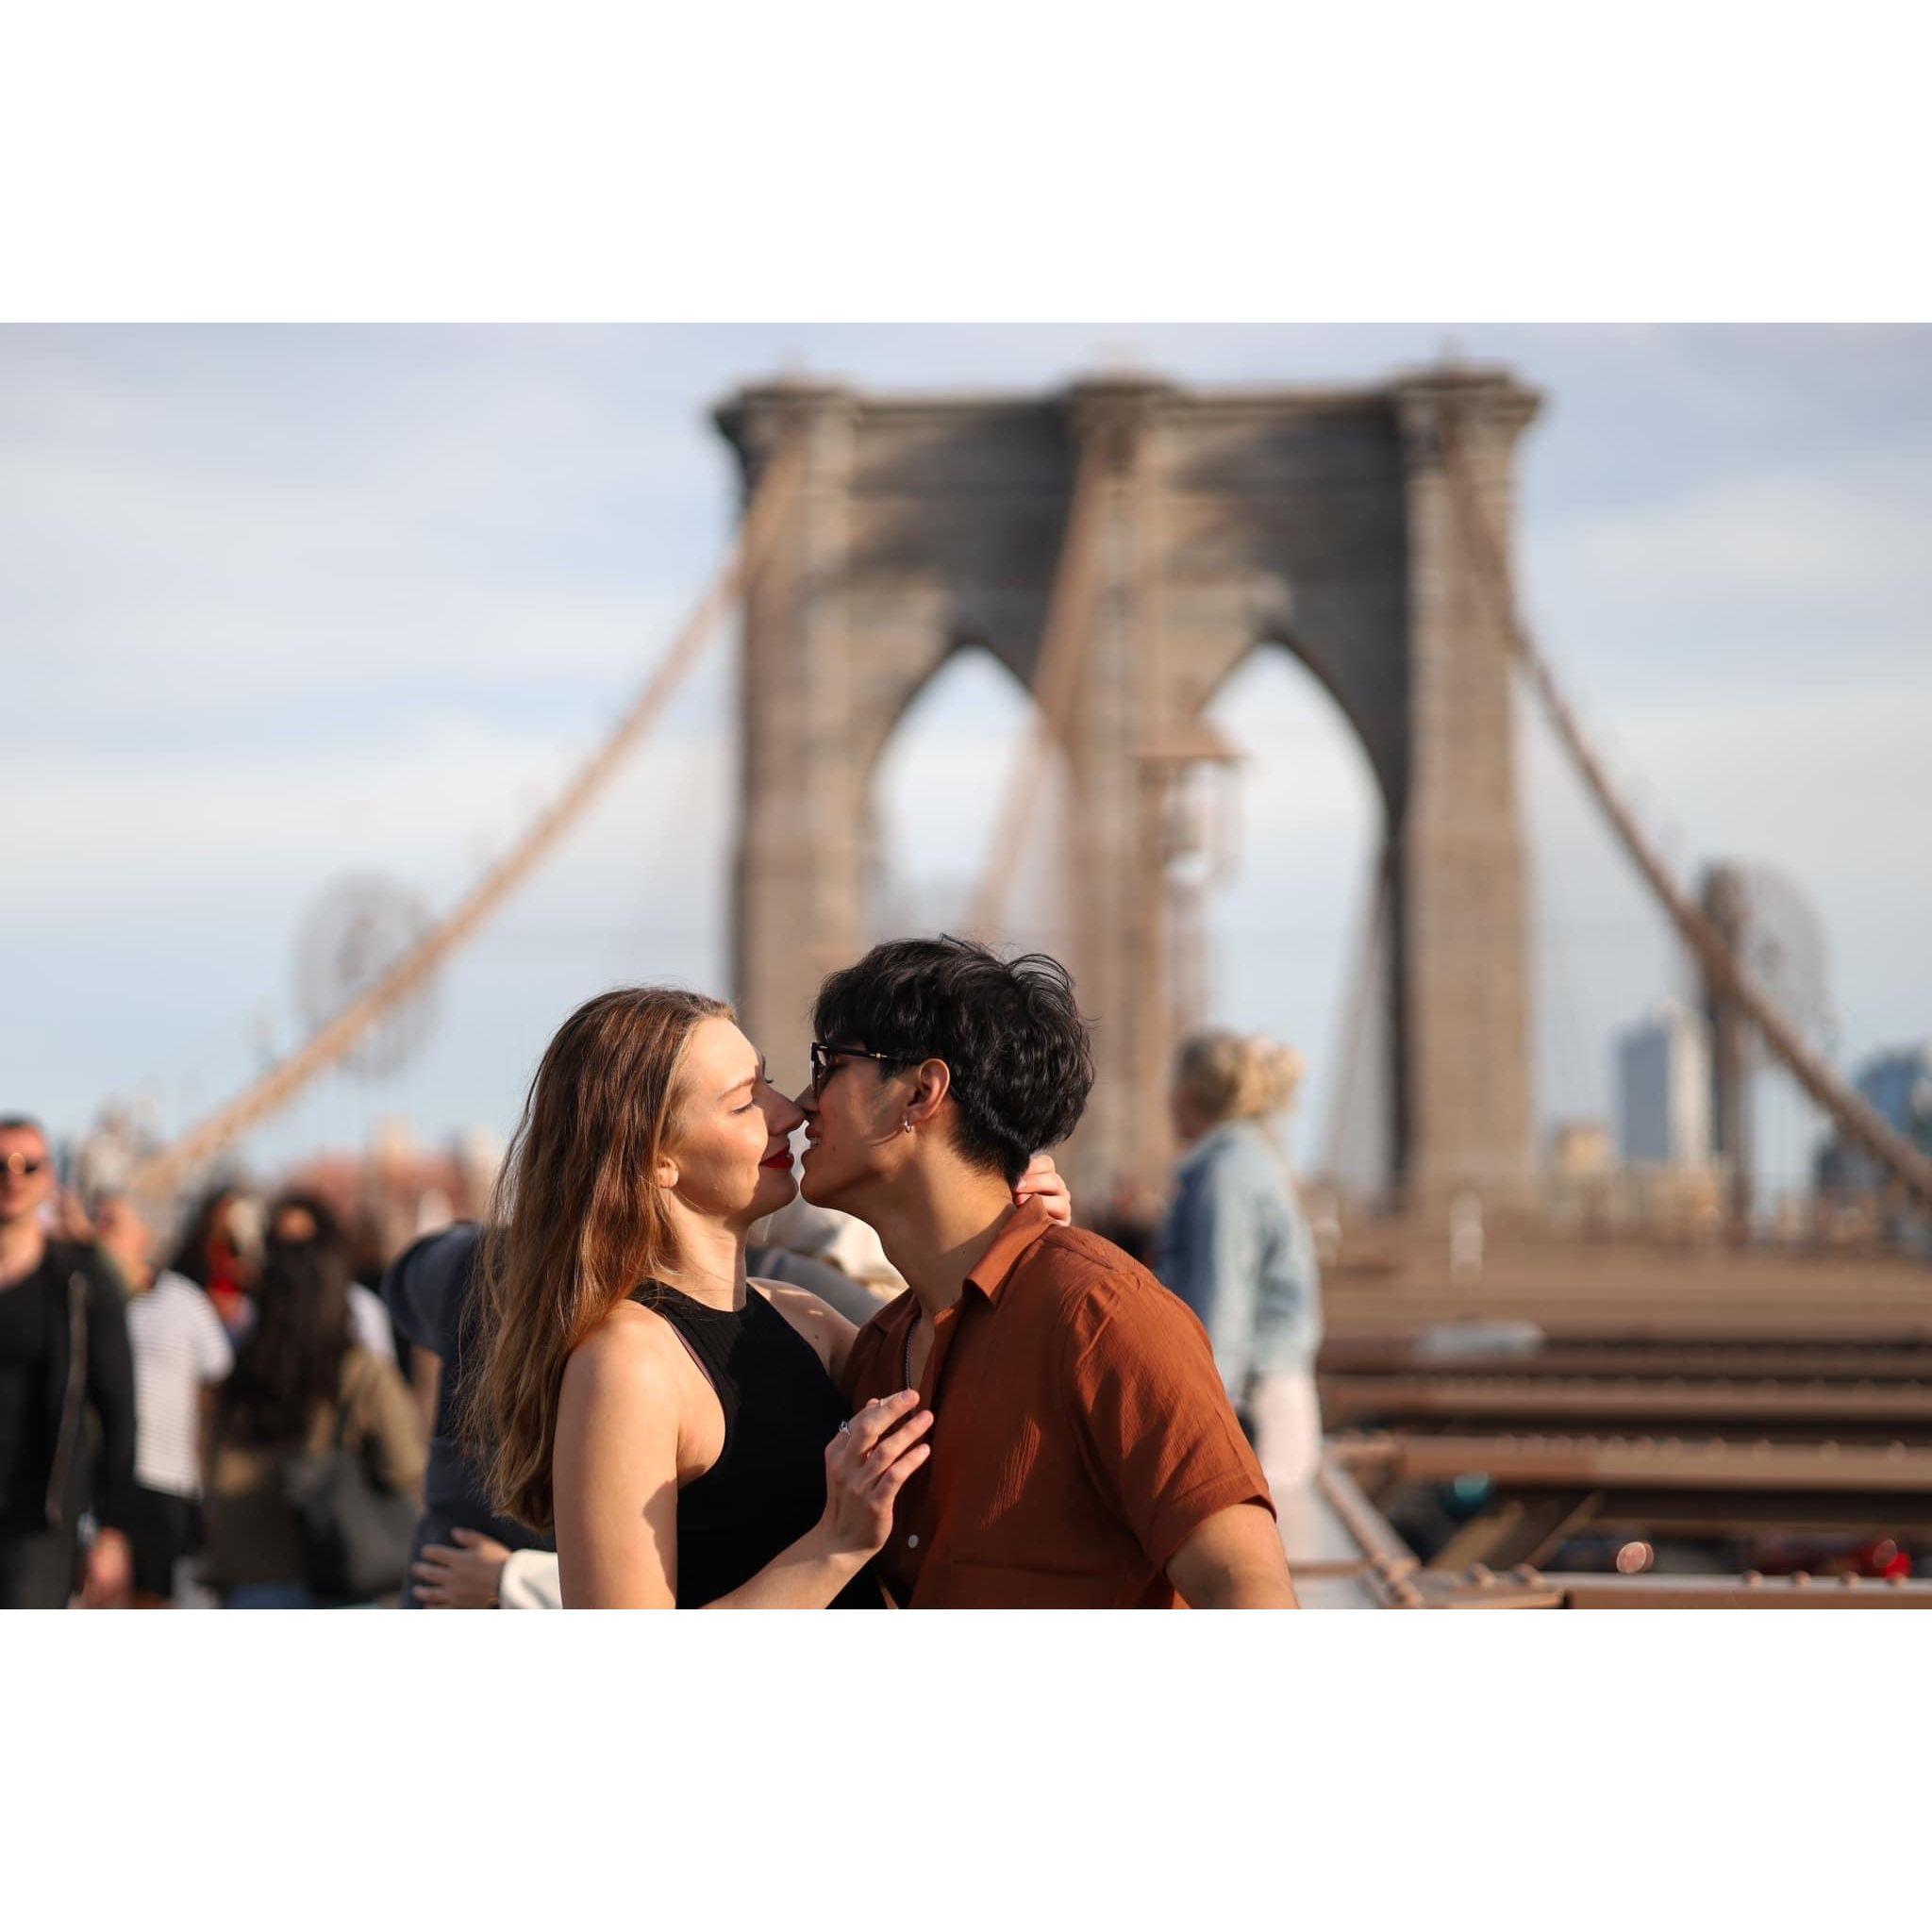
[219,1241,354,1448]
[462,986,731,1531]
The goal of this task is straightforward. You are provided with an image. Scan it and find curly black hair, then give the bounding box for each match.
[811,935,1095,1184]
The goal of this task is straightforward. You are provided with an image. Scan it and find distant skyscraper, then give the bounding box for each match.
[1816,1041,1932,1194]
[1616,1000,1712,1167]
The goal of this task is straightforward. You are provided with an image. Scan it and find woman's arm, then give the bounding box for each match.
[552,1327,682,1606]
[553,1318,932,1608]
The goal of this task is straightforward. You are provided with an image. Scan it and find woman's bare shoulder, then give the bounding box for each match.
[561,1299,688,1405]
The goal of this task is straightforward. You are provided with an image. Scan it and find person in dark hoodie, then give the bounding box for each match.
[379,1221,553,1607]
[0,1115,138,1608]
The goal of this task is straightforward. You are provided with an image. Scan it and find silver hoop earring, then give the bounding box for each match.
[902,1119,914,1134]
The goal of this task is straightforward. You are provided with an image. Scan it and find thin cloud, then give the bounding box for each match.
[8,324,1932,1177]
[1546,454,1932,605]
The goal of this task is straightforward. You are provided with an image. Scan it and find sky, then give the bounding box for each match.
[5,325,1930,1192]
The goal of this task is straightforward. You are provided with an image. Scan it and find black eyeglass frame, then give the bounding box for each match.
[808,1040,923,1098]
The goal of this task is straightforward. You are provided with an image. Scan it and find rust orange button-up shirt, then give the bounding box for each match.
[841,1198,1274,1607]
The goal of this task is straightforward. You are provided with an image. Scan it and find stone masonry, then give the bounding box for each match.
[715,366,1540,1205]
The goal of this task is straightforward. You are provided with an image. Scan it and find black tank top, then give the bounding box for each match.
[631,1282,882,1609]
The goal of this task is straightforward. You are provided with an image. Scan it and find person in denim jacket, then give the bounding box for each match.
[1156,1032,1324,1515]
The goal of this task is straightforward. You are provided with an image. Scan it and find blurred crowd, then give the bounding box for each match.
[0,1024,1323,1609]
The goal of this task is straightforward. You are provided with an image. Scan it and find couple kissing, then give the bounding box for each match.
[460,935,1298,1609]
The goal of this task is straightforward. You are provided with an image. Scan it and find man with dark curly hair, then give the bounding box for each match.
[796,937,1297,1608]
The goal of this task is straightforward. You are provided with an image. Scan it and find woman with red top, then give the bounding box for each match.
[167,1187,262,1341]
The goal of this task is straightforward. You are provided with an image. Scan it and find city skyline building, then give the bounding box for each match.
[1616,998,1712,1169]
[1817,1040,1932,1195]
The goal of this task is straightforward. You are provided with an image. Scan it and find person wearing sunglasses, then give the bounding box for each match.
[0,1116,139,1608]
[795,938,1299,1608]
[458,990,1072,1607]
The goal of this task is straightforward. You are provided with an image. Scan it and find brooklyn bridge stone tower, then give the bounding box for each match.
[717,365,1540,1203]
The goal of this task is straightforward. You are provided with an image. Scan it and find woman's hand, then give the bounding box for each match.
[817,1391,932,1559]
[1014,1153,1074,1226]
[412,1527,512,1607]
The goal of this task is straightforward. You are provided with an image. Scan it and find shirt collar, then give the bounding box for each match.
[963,1196,1054,1305]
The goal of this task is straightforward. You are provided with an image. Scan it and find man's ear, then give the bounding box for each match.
[907,1058,952,1129]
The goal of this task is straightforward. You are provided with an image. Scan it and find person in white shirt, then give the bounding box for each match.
[347,1280,396,1364]
[92,1194,234,1606]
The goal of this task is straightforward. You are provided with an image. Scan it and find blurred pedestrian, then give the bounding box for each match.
[749,1196,906,1318]
[93,1193,233,1606]
[0,1115,138,1608]
[203,1234,425,1607]
[377,1221,553,1607]
[266,1191,399,1366]
[1156,1031,1325,1529]
[167,1186,261,1341]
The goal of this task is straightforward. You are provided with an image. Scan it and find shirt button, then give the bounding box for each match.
[907,1534,920,1549]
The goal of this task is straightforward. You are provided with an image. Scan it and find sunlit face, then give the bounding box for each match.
[794,1044,912,1214]
[270,1204,320,1251]
[659,1017,807,1228]
[0,1125,53,1231]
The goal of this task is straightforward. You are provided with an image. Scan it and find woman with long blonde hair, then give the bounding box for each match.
[463,987,1067,1607]
[1155,1029,1324,1535]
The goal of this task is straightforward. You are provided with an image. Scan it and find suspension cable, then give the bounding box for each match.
[1437,409,1932,1211]
[128,439,805,1198]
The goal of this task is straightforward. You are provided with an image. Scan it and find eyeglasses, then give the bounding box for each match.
[809,1041,917,1098]
[2,1153,47,1177]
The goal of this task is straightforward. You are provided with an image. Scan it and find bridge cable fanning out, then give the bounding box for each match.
[125,437,809,1199]
[1435,407,1932,1212]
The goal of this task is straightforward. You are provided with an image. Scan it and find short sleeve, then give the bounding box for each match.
[500,1549,563,1609]
[193,1291,235,1384]
[1062,1273,1274,1574]
[348,1284,398,1364]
